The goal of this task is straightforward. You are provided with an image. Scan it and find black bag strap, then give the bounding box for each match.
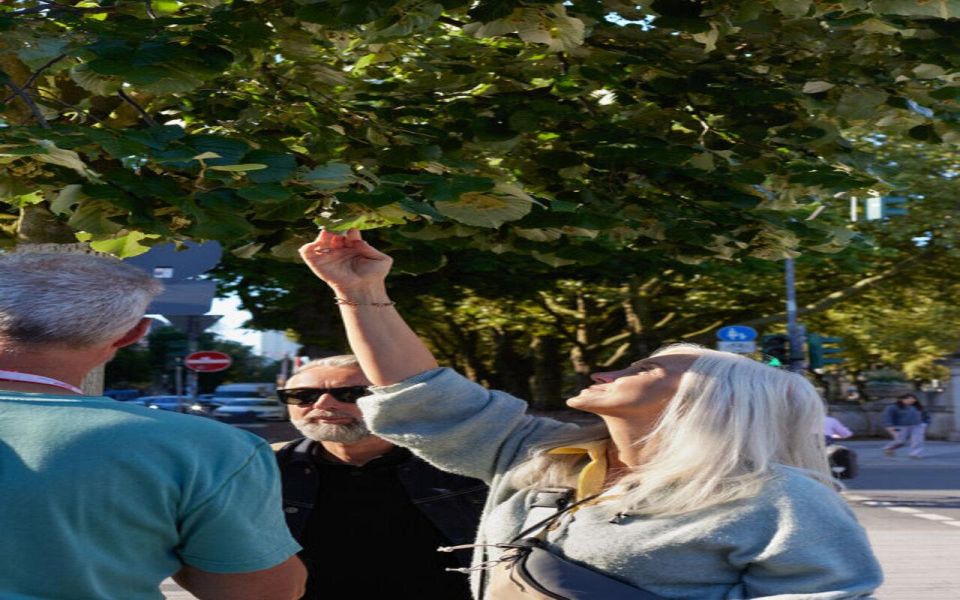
[469,489,599,599]
[511,490,602,542]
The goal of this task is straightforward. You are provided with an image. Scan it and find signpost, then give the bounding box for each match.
[716,326,758,354]
[717,341,757,353]
[125,241,225,399]
[184,351,233,373]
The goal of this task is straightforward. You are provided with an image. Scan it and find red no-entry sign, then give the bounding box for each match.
[184,351,233,373]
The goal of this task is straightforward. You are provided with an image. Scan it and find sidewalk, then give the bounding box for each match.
[841,439,960,600]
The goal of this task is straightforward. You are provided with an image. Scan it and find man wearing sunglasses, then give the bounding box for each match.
[274,355,487,599]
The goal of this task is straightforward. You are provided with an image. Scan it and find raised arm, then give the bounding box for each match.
[298,229,437,385]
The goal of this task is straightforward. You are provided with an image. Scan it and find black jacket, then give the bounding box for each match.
[275,437,487,567]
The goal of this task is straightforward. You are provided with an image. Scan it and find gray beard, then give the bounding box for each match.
[291,410,372,444]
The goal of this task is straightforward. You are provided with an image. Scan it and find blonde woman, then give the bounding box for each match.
[299,229,882,599]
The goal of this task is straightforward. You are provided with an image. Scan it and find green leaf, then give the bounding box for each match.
[398,197,445,220]
[50,184,85,215]
[336,187,406,208]
[802,81,835,94]
[231,242,265,259]
[186,208,255,241]
[186,135,249,164]
[320,207,407,231]
[771,0,811,17]
[835,88,888,121]
[424,175,495,202]
[870,0,960,18]
[125,126,186,151]
[89,231,158,258]
[0,145,46,157]
[3,190,45,208]
[33,141,101,181]
[930,87,960,101]
[236,184,293,203]
[244,150,297,183]
[68,199,125,234]
[303,162,355,190]
[435,193,532,228]
[207,163,269,172]
[17,38,67,70]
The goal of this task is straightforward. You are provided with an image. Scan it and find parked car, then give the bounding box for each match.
[211,398,287,421]
[141,395,193,412]
[211,382,277,403]
[114,397,149,406]
[103,389,141,401]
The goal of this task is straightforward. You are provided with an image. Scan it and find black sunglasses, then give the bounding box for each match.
[276,386,370,406]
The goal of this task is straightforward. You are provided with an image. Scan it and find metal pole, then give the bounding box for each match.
[186,315,200,408]
[785,257,805,372]
[175,357,183,398]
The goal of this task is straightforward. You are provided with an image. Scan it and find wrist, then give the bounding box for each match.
[330,285,393,306]
[334,297,395,307]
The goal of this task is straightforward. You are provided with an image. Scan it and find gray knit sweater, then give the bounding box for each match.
[359,368,882,599]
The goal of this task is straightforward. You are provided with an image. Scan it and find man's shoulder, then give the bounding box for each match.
[85,400,270,452]
[272,437,313,462]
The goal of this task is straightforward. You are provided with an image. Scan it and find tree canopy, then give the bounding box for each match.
[2,0,958,269]
[5,0,960,400]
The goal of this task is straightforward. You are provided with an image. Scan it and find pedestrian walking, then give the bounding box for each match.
[297,229,883,600]
[274,355,486,599]
[882,393,930,459]
[0,252,304,600]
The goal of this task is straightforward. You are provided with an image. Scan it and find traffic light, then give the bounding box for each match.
[760,334,790,366]
[881,196,908,217]
[808,334,844,370]
[864,195,908,220]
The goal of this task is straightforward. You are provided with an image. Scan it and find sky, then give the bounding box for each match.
[208,295,260,347]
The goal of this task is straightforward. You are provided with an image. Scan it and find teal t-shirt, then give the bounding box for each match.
[0,392,301,600]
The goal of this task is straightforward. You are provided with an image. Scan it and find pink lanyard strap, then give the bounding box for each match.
[0,369,85,394]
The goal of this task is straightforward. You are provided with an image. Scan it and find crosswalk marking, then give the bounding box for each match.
[912,513,955,521]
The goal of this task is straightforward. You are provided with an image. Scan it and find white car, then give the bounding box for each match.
[211,398,287,421]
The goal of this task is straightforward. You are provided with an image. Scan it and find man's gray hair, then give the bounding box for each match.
[0,252,163,348]
[294,354,360,373]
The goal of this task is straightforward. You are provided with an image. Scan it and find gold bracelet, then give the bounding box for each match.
[334,297,396,307]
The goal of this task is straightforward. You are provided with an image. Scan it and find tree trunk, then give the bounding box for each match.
[531,335,564,410]
[491,329,532,400]
[569,290,596,389]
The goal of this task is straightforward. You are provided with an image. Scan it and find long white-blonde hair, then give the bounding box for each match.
[510,343,833,517]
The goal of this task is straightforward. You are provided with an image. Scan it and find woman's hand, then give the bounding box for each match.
[299,229,392,293]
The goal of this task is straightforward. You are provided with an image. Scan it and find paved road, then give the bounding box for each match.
[842,440,960,600]
[164,435,960,599]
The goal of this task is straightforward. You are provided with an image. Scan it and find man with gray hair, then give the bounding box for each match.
[0,252,305,600]
[275,355,486,599]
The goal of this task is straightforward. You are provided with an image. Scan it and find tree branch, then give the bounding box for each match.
[1,72,50,129]
[117,89,158,126]
[683,250,935,344]
[437,15,466,28]
[0,54,67,105]
[531,293,581,347]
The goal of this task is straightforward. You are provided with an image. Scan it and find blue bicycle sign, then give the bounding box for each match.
[716,325,758,342]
